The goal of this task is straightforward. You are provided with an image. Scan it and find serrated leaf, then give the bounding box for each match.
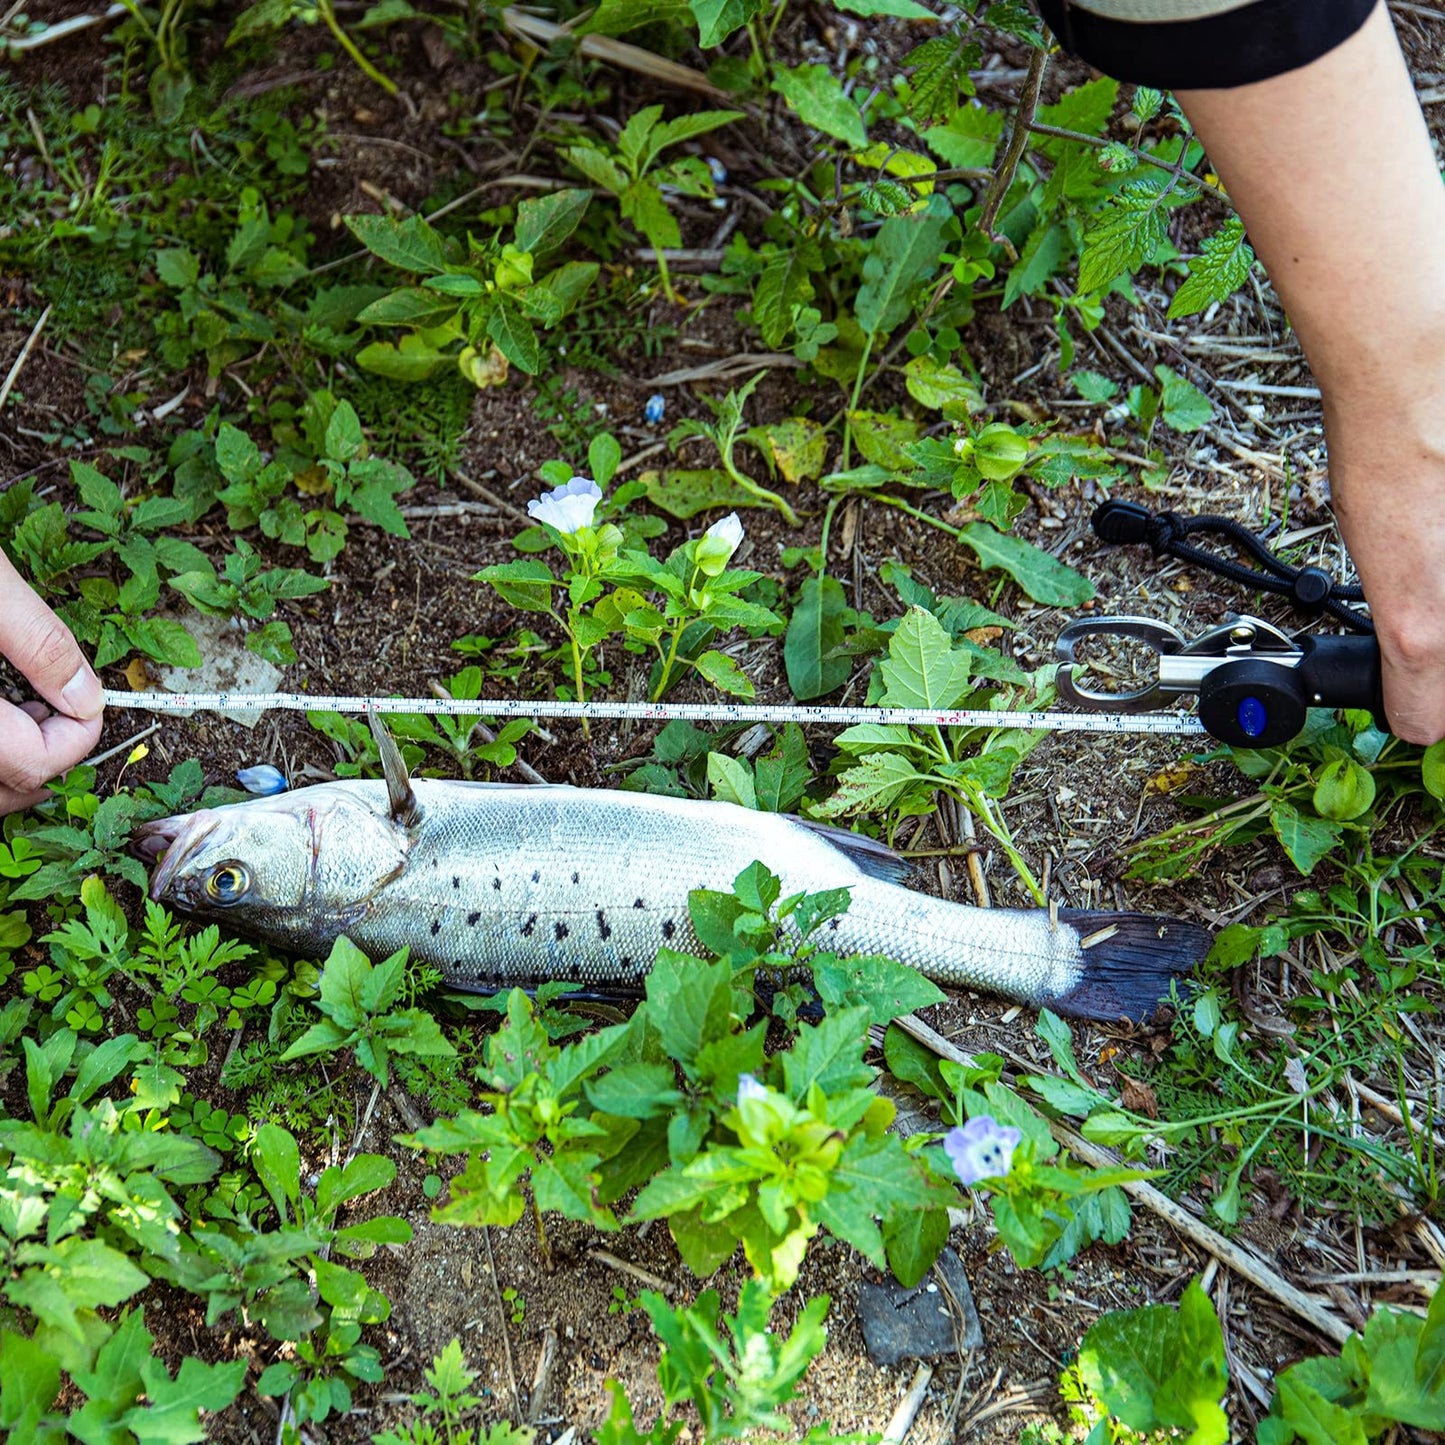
[812,751,922,818]
[1168,215,1255,319]
[753,247,819,349]
[514,187,592,254]
[878,606,972,708]
[772,64,868,149]
[921,103,1003,168]
[1155,365,1213,433]
[1078,178,1173,294]
[707,752,757,809]
[355,287,460,328]
[905,33,981,122]
[855,194,952,338]
[345,213,452,274]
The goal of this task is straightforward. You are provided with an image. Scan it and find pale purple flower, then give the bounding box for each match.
[943,1115,1021,1186]
[736,1073,767,1106]
[527,476,602,534]
[644,393,666,425]
[705,156,728,186]
[236,764,287,795]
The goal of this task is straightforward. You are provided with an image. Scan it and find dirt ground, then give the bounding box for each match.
[5,2,1445,1441]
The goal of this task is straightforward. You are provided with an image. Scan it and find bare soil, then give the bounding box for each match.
[4,3,1445,1441]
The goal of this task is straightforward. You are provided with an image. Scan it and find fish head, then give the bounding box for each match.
[133,783,409,952]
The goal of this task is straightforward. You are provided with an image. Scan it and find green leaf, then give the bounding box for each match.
[514,188,592,254]
[687,0,761,44]
[813,955,945,1024]
[785,575,850,701]
[878,606,973,708]
[621,177,680,252]
[1002,220,1067,307]
[834,0,934,14]
[1155,365,1214,433]
[1275,1373,1370,1445]
[639,468,772,520]
[356,333,451,381]
[355,287,460,328]
[855,194,952,338]
[904,33,981,122]
[1423,740,1445,799]
[1269,801,1343,876]
[251,1122,301,1217]
[1078,178,1174,294]
[812,751,923,818]
[753,247,819,350]
[1168,215,1255,319]
[707,752,757,809]
[903,355,981,412]
[487,299,541,375]
[693,649,755,698]
[561,144,628,197]
[476,559,556,614]
[772,65,868,149]
[921,104,1003,169]
[652,109,744,156]
[344,213,452,274]
[0,1328,61,1431]
[781,1006,874,1098]
[956,522,1094,606]
[1035,76,1118,141]
[849,410,922,471]
[120,1356,247,1445]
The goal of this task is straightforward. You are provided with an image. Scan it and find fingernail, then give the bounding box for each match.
[61,665,104,719]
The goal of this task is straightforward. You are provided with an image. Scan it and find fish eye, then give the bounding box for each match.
[205,863,250,905]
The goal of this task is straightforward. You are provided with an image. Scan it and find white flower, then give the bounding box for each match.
[696,512,745,578]
[736,1073,767,1106]
[705,512,745,559]
[528,476,602,534]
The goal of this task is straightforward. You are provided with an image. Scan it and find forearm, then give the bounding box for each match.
[1175,2,1445,403]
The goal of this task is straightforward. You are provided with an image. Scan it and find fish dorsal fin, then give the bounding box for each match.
[368,711,422,827]
[795,818,913,885]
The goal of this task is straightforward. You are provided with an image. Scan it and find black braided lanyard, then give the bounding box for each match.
[1091,499,1373,634]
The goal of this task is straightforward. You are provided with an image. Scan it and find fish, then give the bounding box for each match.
[133,718,1209,1021]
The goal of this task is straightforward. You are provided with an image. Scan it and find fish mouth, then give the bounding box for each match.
[132,811,219,902]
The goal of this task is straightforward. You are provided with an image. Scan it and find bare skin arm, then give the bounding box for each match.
[0,551,104,815]
[1176,0,1445,743]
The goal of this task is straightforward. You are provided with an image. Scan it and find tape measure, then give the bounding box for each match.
[102,688,1208,736]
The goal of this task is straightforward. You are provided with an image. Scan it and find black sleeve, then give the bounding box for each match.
[1033,0,1379,91]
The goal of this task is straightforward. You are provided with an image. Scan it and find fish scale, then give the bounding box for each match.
[135,773,1210,1020]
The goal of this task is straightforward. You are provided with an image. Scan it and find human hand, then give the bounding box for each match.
[1324,377,1445,745]
[0,549,104,815]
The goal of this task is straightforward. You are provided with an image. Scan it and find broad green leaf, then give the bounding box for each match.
[812,751,923,818]
[921,104,1003,169]
[1078,177,1174,294]
[905,33,982,122]
[621,177,680,251]
[956,522,1094,606]
[785,575,850,701]
[746,417,827,483]
[1269,801,1343,876]
[639,468,771,520]
[878,606,972,708]
[251,1122,301,1217]
[881,1206,950,1288]
[813,955,945,1024]
[1155,365,1214,433]
[772,64,868,149]
[707,752,757,809]
[487,299,541,375]
[693,649,755,698]
[1168,215,1255,319]
[834,0,935,16]
[855,194,952,338]
[753,246,819,349]
[0,1328,61,1430]
[356,333,451,381]
[561,144,628,196]
[1003,220,1067,307]
[652,109,744,156]
[1034,76,1118,141]
[849,410,922,471]
[903,355,981,412]
[1275,1374,1370,1445]
[355,287,459,328]
[514,187,592,254]
[345,213,452,274]
[120,1356,248,1445]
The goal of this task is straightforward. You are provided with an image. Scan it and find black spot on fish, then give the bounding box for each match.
[596,910,611,941]
[467,911,480,926]
[532,869,541,883]
[661,919,676,940]
[430,920,441,937]
[452,876,460,890]
[521,914,537,937]
[555,921,569,942]
[633,898,645,909]
[492,877,502,892]
[572,870,580,885]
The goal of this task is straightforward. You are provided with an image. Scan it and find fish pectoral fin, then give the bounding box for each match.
[368,711,423,828]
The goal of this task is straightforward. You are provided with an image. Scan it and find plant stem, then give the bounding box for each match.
[532,1194,551,1271]
[566,627,590,738]
[859,489,964,539]
[841,333,875,471]
[317,0,399,95]
[653,622,685,701]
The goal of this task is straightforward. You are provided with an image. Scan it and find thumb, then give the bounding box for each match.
[0,551,104,720]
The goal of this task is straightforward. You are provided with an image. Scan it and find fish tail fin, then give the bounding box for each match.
[1043,909,1211,1023]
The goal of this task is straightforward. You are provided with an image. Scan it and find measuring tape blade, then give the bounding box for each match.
[102,688,1207,736]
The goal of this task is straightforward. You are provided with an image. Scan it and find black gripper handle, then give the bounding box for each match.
[1294,634,1384,721]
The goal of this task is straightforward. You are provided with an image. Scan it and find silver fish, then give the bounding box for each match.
[134,722,1207,1021]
